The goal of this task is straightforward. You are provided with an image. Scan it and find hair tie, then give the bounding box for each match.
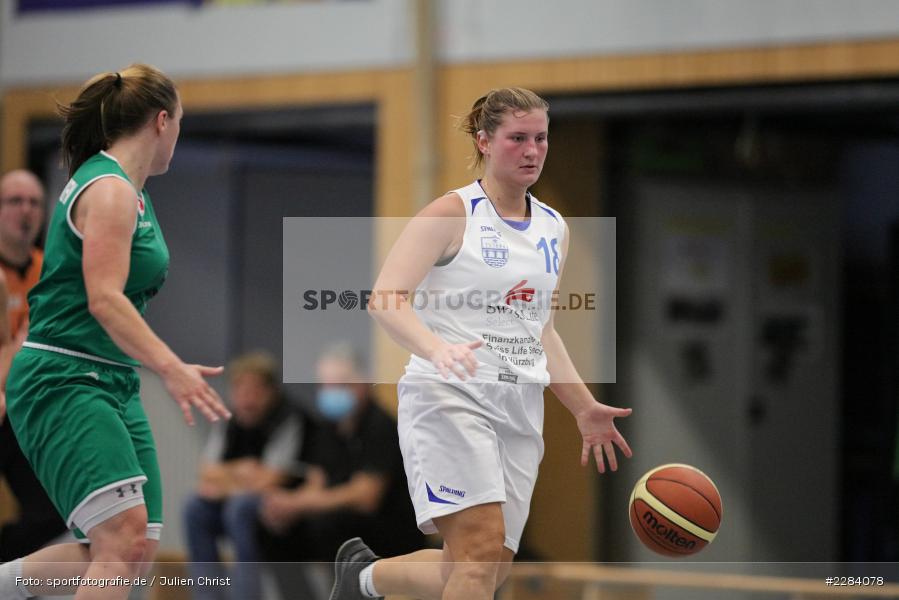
[113,72,123,89]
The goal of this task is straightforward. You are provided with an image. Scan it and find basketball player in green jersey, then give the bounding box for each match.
[0,64,231,600]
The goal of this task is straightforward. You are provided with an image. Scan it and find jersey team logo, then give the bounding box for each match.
[481,235,509,268]
[504,280,535,305]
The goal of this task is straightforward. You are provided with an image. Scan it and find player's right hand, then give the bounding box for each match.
[161,362,232,426]
[429,339,483,380]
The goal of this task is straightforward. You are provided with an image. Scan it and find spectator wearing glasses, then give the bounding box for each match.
[0,169,67,562]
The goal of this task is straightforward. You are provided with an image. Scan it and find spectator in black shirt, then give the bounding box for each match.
[183,351,303,600]
[260,344,423,596]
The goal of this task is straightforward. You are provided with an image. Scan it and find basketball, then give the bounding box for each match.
[629,463,722,557]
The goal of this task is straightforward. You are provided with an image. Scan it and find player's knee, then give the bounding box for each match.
[450,556,502,588]
[120,535,148,566]
[94,534,147,566]
[90,507,148,565]
[458,522,506,565]
[114,517,148,565]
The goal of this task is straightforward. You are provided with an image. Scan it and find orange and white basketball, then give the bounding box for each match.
[628,463,723,557]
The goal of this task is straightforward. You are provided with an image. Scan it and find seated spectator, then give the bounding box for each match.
[183,351,303,600]
[259,343,424,597]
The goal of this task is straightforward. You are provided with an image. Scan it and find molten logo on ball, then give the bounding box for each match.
[628,463,722,557]
[642,511,696,550]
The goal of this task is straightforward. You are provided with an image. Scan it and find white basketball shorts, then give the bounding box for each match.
[397,373,545,553]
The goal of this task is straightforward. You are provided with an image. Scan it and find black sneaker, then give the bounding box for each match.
[329,537,382,600]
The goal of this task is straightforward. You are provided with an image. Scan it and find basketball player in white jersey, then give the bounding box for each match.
[330,88,632,600]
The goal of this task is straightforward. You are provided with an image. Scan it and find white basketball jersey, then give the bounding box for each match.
[405,180,566,385]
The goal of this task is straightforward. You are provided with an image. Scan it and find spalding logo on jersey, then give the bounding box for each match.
[481,235,509,268]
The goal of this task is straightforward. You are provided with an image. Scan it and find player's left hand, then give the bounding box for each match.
[161,361,231,426]
[576,402,633,474]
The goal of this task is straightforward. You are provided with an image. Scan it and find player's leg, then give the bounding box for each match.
[74,504,148,599]
[2,481,155,598]
[333,378,509,600]
[366,546,446,599]
[138,539,159,578]
[358,376,453,598]
[121,382,162,577]
[433,502,506,600]
[353,503,506,600]
[495,546,515,588]
[331,538,446,600]
[3,506,160,599]
[2,355,155,598]
[6,504,147,599]
[0,543,92,598]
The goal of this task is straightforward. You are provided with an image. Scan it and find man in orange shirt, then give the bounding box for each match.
[0,169,65,560]
[0,170,44,339]
[0,169,44,409]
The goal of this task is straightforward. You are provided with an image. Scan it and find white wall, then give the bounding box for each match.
[440,0,899,63]
[0,0,411,86]
[5,0,899,88]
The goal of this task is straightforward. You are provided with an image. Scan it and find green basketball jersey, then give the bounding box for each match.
[27,151,170,366]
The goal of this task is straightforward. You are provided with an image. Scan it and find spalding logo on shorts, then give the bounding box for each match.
[425,482,466,505]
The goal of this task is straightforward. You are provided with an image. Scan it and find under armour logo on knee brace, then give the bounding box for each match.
[115,484,138,498]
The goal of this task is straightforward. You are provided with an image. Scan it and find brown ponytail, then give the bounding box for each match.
[458,87,549,169]
[58,64,178,177]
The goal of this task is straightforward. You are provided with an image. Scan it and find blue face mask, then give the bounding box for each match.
[316,387,356,421]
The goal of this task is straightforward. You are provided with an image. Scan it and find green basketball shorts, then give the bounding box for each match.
[6,345,163,541]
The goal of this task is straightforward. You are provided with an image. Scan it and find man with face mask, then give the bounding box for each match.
[259,343,423,596]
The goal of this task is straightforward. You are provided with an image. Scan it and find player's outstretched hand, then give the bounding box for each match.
[162,362,232,426]
[576,402,633,474]
[429,339,483,380]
